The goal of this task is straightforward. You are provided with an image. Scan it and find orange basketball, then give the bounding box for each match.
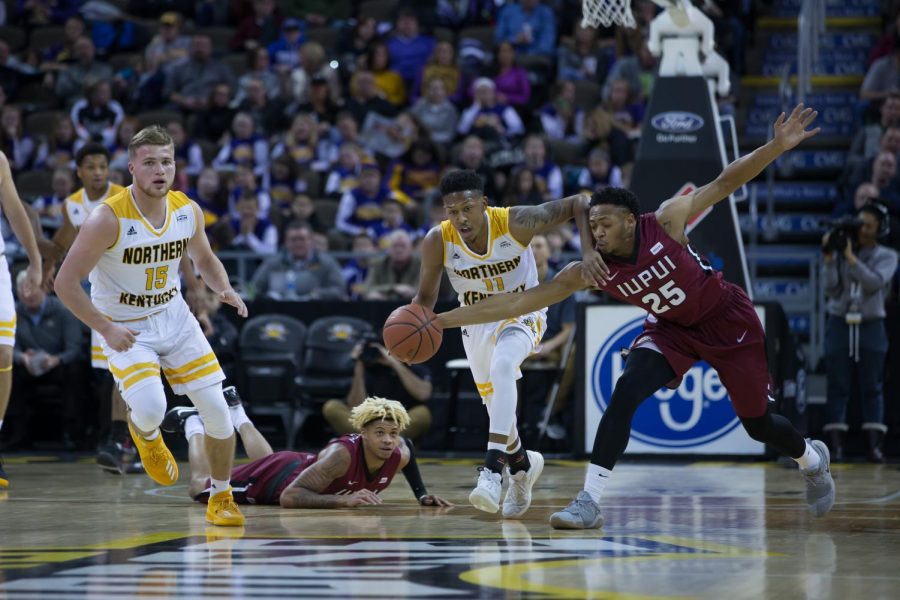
[383,304,443,364]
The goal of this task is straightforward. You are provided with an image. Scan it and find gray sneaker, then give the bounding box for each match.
[801,439,835,517]
[549,491,604,530]
[502,451,544,518]
[469,468,503,513]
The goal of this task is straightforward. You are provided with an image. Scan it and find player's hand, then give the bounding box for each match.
[101,323,139,352]
[22,262,41,298]
[341,489,383,507]
[581,247,610,286]
[219,289,248,318]
[419,494,454,507]
[773,103,820,152]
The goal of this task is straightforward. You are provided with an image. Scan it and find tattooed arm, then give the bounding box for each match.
[279,445,383,508]
[507,193,590,246]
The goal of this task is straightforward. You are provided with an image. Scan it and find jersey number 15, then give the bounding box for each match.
[144,266,168,290]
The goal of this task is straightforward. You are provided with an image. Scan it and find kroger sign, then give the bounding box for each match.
[582,306,764,455]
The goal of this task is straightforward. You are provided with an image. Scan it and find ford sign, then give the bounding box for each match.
[591,317,742,448]
[650,111,705,133]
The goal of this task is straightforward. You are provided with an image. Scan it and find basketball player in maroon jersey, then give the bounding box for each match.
[436,104,834,528]
[165,395,451,508]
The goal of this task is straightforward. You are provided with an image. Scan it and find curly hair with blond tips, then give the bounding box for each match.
[349,397,411,432]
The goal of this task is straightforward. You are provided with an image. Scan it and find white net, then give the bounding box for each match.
[582,0,637,28]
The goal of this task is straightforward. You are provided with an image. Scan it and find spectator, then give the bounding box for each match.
[32,115,79,171]
[603,77,644,136]
[540,79,584,141]
[458,78,525,141]
[557,22,609,83]
[69,79,125,147]
[870,151,900,206]
[297,75,342,134]
[164,34,236,113]
[360,111,420,161]
[9,269,85,450]
[126,53,166,112]
[342,233,377,299]
[264,155,300,212]
[503,166,544,206]
[189,167,228,229]
[324,142,363,198]
[290,41,342,105]
[493,42,531,108]
[248,221,346,300]
[40,14,85,68]
[387,9,436,87]
[522,134,562,200]
[212,112,270,179]
[0,105,34,171]
[32,167,74,232]
[336,16,378,78]
[387,138,442,204]
[192,83,237,144]
[322,336,433,442]
[581,108,635,180]
[361,230,420,301]
[237,75,288,137]
[411,77,460,145]
[282,193,325,234]
[833,182,882,218]
[605,27,656,102]
[366,41,406,106]
[227,194,278,255]
[495,0,557,58]
[337,163,409,236]
[15,0,80,27]
[271,112,327,172]
[850,93,900,164]
[166,120,205,178]
[868,12,900,68]
[368,197,418,247]
[576,147,623,193]
[231,0,283,52]
[267,17,304,73]
[54,37,113,108]
[227,163,271,219]
[436,0,496,28]
[416,40,462,103]
[144,11,190,72]
[283,0,351,24]
[822,203,899,462]
[861,34,900,102]
[236,47,282,103]
[346,69,399,126]
[0,39,38,76]
[456,134,498,199]
[107,116,139,172]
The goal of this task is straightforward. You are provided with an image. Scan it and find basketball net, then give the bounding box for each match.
[582,0,690,29]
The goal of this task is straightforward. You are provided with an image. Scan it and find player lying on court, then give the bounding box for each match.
[163,393,452,508]
[435,104,835,529]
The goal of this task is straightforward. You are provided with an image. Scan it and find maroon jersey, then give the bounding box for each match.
[599,213,733,326]
[196,434,403,505]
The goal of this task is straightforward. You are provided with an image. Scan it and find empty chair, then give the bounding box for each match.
[15,170,54,200]
[296,316,373,402]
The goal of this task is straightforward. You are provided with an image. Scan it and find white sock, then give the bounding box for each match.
[143,429,160,441]
[487,440,507,452]
[210,477,230,496]
[228,404,251,431]
[584,464,612,505]
[0,419,4,432]
[794,441,821,471]
[184,415,205,441]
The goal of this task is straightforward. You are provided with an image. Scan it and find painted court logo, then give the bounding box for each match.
[591,316,742,448]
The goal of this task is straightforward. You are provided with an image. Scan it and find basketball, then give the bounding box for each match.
[383,304,443,364]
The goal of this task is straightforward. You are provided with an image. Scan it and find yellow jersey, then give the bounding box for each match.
[65,183,126,228]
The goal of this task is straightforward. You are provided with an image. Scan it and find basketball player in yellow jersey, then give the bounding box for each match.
[0,152,43,488]
[55,126,247,526]
[413,169,595,517]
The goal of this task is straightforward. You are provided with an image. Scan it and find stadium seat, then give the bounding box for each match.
[108,52,142,73]
[314,198,339,228]
[13,82,60,110]
[24,110,64,140]
[28,26,65,53]
[0,26,26,51]
[306,28,339,52]
[137,110,184,129]
[358,0,396,21]
[15,170,53,200]
[295,316,373,402]
[548,139,587,167]
[298,170,321,197]
[433,27,455,45]
[236,314,307,448]
[195,27,237,52]
[222,53,248,77]
[458,26,495,53]
[573,80,602,111]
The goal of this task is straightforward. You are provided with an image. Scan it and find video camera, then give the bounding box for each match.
[821,215,862,254]
[358,332,383,365]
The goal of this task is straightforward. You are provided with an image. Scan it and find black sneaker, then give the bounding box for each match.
[96,437,142,475]
[161,406,199,434]
[223,385,244,408]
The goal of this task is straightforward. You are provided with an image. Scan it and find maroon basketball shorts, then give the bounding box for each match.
[195,451,313,505]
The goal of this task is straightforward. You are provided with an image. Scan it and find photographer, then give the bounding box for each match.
[822,203,899,462]
[322,335,433,442]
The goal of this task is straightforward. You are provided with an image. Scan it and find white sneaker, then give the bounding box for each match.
[502,451,544,518]
[469,468,502,513]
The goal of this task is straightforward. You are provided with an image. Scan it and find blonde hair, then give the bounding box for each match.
[349,397,410,432]
[128,125,174,159]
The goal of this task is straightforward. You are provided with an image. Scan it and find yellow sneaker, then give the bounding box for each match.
[206,488,245,527]
[127,421,178,486]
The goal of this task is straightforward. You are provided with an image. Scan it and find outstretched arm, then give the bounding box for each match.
[0,153,41,293]
[187,202,248,318]
[412,227,445,310]
[656,104,820,244]
[436,262,587,329]
[400,438,453,506]
[508,193,590,245]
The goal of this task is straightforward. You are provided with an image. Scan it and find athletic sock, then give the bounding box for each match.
[794,441,821,471]
[210,478,230,496]
[483,449,507,474]
[142,429,160,441]
[584,463,612,505]
[507,444,531,474]
[184,415,205,441]
[228,403,251,431]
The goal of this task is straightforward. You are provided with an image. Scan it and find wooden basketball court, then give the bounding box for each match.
[1,457,898,598]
